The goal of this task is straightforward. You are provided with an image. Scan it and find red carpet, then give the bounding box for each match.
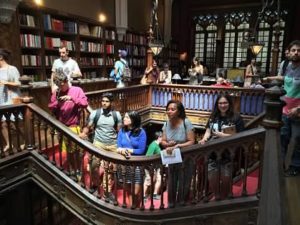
[43,147,259,209]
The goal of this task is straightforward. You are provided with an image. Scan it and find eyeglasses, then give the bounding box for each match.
[218,102,229,105]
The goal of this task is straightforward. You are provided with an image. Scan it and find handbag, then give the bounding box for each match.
[140,74,147,84]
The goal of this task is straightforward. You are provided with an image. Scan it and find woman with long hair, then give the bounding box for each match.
[188,57,204,85]
[199,94,244,199]
[199,94,244,144]
[117,111,147,207]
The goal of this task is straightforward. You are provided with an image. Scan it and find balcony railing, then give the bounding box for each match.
[0,83,269,224]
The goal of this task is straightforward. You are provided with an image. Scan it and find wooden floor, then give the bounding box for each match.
[285,176,300,225]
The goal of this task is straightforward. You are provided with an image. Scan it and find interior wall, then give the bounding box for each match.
[24,0,115,25]
[23,0,151,32]
[128,0,151,32]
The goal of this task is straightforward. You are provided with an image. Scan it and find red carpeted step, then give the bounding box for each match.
[44,146,259,209]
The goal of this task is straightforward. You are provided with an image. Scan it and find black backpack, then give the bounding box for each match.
[88,108,118,142]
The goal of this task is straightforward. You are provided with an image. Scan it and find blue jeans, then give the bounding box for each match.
[281,115,300,167]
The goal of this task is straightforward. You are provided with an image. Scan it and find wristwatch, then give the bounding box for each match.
[297,106,300,114]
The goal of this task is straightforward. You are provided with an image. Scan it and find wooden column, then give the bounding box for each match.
[270,0,281,76]
[19,75,35,150]
[258,86,286,225]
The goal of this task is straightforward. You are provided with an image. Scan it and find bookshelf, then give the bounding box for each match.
[123,30,147,79]
[18,7,43,81]
[17,3,139,81]
[155,41,180,74]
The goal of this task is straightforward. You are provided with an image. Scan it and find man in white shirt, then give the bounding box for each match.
[51,46,82,93]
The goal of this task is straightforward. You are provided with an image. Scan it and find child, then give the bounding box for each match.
[143,131,162,200]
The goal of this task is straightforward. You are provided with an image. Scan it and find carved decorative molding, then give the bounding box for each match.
[53,179,66,199]
[0,145,260,225]
[82,202,97,222]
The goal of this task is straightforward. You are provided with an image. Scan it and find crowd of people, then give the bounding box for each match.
[47,65,247,207]
[1,39,300,210]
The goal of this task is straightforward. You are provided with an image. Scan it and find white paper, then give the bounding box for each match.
[160,148,182,165]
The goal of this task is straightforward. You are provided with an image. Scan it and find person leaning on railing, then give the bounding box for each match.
[161,100,195,208]
[48,69,88,180]
[199,94,245,198]
[199,94,244,145]
[116,111,147,208]
[79,92,122,201]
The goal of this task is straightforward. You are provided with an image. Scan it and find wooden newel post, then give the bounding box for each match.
[19,75,35,151]
[147,48,154,68]
[258,86,286,225]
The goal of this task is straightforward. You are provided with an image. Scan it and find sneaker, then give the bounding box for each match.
[105,192,116,203]
[284,166,300,177]
[153,194,161,200]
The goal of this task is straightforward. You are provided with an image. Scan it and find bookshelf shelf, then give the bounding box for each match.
[17,2,148,81]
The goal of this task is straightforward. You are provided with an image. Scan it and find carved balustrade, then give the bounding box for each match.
[0,103,265,213]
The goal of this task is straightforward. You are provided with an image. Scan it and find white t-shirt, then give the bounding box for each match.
[0,65,21,105]
[52,58,81,85]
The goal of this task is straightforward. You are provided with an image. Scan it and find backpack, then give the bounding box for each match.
[120,60,132,82]
[88,108,118,142]
[282,59,289,76]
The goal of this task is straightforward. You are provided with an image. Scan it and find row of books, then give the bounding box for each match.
[105,57,114,66]
[45,55,57,66]
[19,14,36,27]
[80,41,104,53]
[131,68,144,78]
[104,30,116,40]
[125,45,146,56]
[20,34,41,48]
[123,33,147,45]
[80,57,104,66]
[82,71,97,79]
[44,37,75,50]
[106,44,114,54]
[21,55,42,66]
[79,24,103,38]
[127,58,146,67]
[44,14,77,33]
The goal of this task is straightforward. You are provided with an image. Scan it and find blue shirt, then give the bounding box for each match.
[117,128,147,155]
[110,59,127,82]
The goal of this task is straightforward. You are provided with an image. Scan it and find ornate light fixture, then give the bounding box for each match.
[148,0,164,55]
[0,0,21,24]
[241,1,279,56]
[249,42,264,56]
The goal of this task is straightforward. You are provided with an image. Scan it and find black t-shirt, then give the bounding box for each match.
[206,113,244,135]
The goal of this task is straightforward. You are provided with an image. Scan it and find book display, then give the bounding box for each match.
[123,31,147,79]
[17,2,147,82]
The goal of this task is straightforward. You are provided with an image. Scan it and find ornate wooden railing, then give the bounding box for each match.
[0,83,288,225]
[0,102,264,224]
[83,84,265,128]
